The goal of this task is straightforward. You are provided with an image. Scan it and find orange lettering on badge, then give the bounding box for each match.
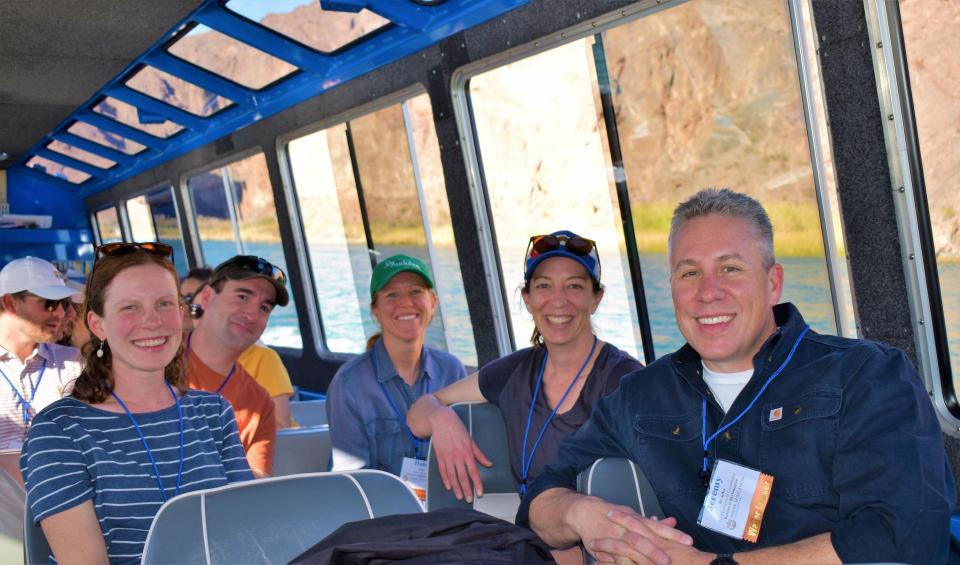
[742,473,773,543]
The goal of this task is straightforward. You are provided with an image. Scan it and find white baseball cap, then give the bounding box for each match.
[0,257,81,300]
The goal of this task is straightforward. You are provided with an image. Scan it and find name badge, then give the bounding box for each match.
[697,459,773,543]
[399,456,428,504]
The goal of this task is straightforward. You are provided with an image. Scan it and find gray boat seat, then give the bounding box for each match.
[290,399,327,427]
[426,402,521,522]
[273,425,331,476]
[576,457,664,519]
[142,470,423,565]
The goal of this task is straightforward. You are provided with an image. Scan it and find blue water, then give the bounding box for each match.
[198,240,959,380]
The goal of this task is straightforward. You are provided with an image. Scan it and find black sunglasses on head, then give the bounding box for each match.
[211,255,287,285]
[526,234,597,258]
[96,242,174,261]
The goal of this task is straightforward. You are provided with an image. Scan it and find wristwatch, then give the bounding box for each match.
[710,554,739,565]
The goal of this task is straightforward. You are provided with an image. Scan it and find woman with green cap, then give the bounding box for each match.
[325,254,466,499]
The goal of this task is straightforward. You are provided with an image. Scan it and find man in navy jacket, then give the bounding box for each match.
[520,189,956,564]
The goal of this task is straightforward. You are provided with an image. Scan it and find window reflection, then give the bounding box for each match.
[25,156,91,184]
[95,208,122,243]
[127,66,232,117]
[900,0,960,383]
[67,122,145,156]
[187,153,302,348]
[126,188,189,276]
[93,96,184,138]
[226,0,389,53]
[47,140,115,169]
[168,24,297,89]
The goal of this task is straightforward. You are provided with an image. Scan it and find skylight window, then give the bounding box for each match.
[168,24,298,89]
[126,65,232,117]
[92,96,184,138]
[25,156,92,184]
[47,140,116,169]
[67,122,146,156]
[225,0,390,54]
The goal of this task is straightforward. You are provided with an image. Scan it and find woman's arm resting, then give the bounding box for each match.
[40,500,109,565]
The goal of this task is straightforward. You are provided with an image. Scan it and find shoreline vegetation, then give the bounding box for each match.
[186,202,960,262]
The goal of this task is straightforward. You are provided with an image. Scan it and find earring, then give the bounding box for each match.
[96,339,105,358]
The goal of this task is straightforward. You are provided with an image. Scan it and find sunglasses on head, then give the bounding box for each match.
[19,292,73,313]
[212,255,287,285]
[526,234,597,258]
[96,242,174,261]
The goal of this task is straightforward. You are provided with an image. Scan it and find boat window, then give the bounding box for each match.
[186,152,302,349]
[95,207,123,243]
[167,24,298,90]
[899,0,959,391]
[287,94,476,364]
[126,66,232,117]
[465,0,851,358]
[92,96,184,139]
[125,188,189,276]
[25,156,91,184]
[225,0,390,54]
[47,140,116,170]
[66,122,146,156]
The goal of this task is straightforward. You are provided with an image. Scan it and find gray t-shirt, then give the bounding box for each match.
[478,343,641,488]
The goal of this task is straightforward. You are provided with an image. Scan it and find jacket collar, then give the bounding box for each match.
[372,337,436,386]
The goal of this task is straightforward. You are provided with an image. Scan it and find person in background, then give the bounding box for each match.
[55,279,89,350]
[0,257,81,458]
[20,243,251,564]
[521,189,957,564]
[326,254,467,498]
[186,256,287,477]
[181,266,294,428]
[407,231,642,508]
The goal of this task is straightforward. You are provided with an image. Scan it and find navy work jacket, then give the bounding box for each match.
[519,303,957,563]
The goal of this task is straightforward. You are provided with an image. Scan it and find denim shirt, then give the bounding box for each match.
[519,304,957,564]
[326,339,467,475]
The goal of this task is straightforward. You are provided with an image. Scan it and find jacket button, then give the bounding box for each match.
[672,426,681,436]
[794,406,802,415]
[723,431,732,441]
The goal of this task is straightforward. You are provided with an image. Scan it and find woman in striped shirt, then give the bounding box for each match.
[20,243,253,564]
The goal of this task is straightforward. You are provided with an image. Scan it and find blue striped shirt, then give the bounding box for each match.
[20,390,253,564]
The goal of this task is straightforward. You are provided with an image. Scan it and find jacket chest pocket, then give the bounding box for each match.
[759,386,841,500]
[634,410,703,501]
[365,418,411,473]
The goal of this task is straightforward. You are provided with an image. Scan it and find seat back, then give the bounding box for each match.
[142,470,423,565]
[426,402,520,522]
[273,426,331,476]
[22,500,50,565]
[289,399,327,427]
[576,458,664,519]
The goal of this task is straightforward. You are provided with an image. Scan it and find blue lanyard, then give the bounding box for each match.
[371,350,429,460]
[519,336,598,495]
[0,356,48,427]
[112,382,185,503]
[186,332,236,395]
[699,325,810,486]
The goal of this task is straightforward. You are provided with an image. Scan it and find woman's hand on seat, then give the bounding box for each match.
[428,405,493,502]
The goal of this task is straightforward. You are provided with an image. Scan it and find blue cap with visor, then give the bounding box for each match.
[523,230,601,282]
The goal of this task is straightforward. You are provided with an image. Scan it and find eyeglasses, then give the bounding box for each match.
[182,292,196,305]
[18,292,73,313]
[210,255,287,285]
[96,242,174,261]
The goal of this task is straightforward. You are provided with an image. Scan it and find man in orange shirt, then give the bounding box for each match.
[186,256,289,477]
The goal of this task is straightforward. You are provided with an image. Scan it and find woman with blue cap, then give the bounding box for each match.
[408,231,642,504]
[326,254,467,500]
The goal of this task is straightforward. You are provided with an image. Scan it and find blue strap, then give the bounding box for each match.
[372,350,429,460]
[0,357,47,427]
[112,382,184,502]
[700,325,810,482]
[186,332,236,395]
[519,336,598,495]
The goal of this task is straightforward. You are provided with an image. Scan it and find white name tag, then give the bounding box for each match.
[697,460,773,543]
[400,457,428,504]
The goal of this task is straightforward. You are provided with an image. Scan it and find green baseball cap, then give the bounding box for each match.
[369,254,434,299]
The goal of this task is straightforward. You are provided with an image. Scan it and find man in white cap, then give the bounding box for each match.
[0,257,82,454]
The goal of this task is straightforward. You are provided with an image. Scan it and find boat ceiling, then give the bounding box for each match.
[0,0,528,197]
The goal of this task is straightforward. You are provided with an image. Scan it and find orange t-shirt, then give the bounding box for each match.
[186,351,276,476]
